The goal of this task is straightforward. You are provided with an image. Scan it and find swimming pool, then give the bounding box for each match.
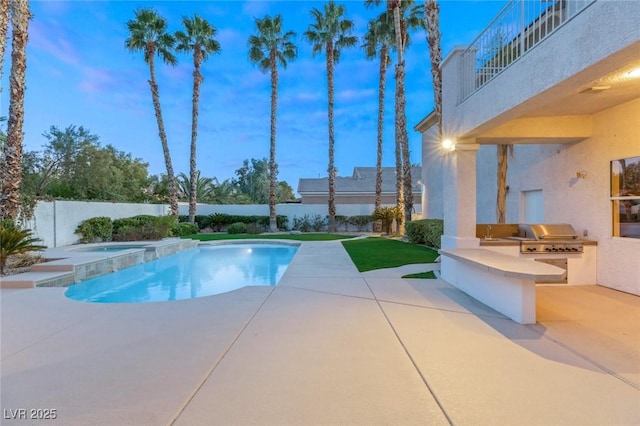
[65,243,298,303]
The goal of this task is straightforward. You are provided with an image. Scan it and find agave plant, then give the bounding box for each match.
[0,224,46,274]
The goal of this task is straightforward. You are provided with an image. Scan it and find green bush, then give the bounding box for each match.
[349,215,373,232]
[112,215,176,241]
[406,219,444,249]
[75,216,113,243]
[335,215,349,231]
[245,223,264,235]
[372,207,402,235]
[292,215,312,232]
[172,222,199,237]
[227,222,248,234]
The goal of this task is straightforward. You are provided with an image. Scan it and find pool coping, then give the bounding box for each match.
[0,238,198,288]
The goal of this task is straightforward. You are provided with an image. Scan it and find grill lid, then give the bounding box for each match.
[519,224,579,240]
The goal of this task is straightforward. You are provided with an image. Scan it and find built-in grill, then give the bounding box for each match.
[517,223,584,254]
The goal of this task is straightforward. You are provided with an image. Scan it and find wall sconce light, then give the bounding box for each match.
[441,138,456,152]
[576,170,587,179]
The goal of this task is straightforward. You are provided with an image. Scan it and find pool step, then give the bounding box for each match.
[1,271,75,288]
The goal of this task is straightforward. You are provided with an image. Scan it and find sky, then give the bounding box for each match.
[0,0,507,196]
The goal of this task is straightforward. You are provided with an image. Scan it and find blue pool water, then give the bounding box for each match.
[65,244,298,303]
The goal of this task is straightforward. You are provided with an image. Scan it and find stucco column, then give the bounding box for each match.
[441,142,480,248]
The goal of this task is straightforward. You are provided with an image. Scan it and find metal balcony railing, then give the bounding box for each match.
[458,0,595,102]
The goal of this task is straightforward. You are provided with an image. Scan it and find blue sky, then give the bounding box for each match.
[1,0,505,195]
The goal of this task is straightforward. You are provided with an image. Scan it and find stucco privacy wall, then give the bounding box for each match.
[29,201,170,247]
[28,201,388,248]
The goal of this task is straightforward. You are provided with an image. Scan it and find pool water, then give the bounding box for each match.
[65,244,298,303]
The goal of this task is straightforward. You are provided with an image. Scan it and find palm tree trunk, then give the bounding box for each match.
[326,42,337,233]
[268,50,279,232]
[389,0,405,234]
[188,52,203,223]
[393,62,404,234]
[1,0,30,221]
[148,54,178,216]
[375,45,388,212]
[496,144,509,223]
[398,62,413,225]
[0,0,9,86]
[374,45,388,233]
[425,0,443,140]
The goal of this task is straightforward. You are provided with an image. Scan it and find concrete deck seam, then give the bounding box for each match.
[532,328,640,391]
[281,285,377,301]
[362,277,454,426]
[375,297,509,320]
[167,286,277,426]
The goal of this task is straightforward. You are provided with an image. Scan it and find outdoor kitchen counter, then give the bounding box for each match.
[478,238,520,247]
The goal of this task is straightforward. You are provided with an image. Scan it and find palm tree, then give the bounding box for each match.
[0,223,45,274]
[424,0,442,141]
[0,0,9,85]
[175,14,220,224]
[304,1,358,232]
[248,14,297,232]
[1,0,31,221]
[176,171,216,203]
[367,0,424,232]
[125,9,179,216]
[363,11,394,214]
[496,144,514,223]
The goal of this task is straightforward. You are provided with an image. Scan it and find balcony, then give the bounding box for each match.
[458,0,596,102]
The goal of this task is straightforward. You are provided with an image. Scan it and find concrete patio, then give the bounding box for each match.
[1,240,639,425]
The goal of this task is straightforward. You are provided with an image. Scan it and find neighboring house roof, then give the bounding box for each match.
[298,166,422,194]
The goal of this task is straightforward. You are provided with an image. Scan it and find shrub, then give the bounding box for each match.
[227,222,247,234]
[75,216,113,243]
[245,223,264,235]
[311,214,327,232]
[292,215,312,232]
[349,215,373,232]
[335,215,349,231]
[406,219,444,249]
[172,222,199,237]
[112,215,176,241]
[372,207,402,235]
[0,225,46,274]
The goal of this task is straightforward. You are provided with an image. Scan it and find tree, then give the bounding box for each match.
[125,8,179,216]
[233,158,271,204]
[363,11,394,213]
[0,1,9,87]
[1,0,31,221]
[175,14,221,224]
[424,0,442,143]
[496,144,514,223]
[20,125,150,202]
[304,1,358,232]
[176,171,216,203]
[367,0,424,231]
[248,14,297,232]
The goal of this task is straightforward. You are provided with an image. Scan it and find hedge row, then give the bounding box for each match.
[179,214,288,231]
[406,219,444,249]
[75,215,198,243]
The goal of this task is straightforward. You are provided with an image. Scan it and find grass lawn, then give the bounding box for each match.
[402,271,437,279]
[184,233,356,242]
[342,237,439,272]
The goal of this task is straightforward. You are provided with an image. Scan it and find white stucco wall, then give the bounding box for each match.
[27,201,387,248]
[476,98,640,295]
[30,201,170,247]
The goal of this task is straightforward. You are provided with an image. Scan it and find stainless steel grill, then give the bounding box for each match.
[517,223,584,254]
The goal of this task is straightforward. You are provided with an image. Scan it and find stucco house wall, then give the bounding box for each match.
[419,0,640,295]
